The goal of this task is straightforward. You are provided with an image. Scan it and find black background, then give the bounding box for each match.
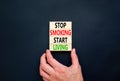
[0,0,120,81]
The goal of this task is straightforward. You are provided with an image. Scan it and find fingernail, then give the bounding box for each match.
[43,53,46,56]
[46,49,49,52]
[73,48,76,53]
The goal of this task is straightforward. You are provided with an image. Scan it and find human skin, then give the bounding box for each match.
[39,48,84,81]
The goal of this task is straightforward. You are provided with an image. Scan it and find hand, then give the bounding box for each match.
[39,48,84,81]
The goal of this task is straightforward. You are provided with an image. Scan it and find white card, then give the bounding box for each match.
[49,21,72,51]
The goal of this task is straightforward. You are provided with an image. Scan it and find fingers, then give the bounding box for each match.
[46,49,64,68]
[71,48,79,66]
[40,53,55,75]
[40,67,50,80]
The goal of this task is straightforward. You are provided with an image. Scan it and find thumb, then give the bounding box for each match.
[71,48,79,66]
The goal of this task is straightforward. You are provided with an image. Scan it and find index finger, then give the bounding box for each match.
[40,53,55,75]
[40,53,46,65]
[46,49,64,68]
